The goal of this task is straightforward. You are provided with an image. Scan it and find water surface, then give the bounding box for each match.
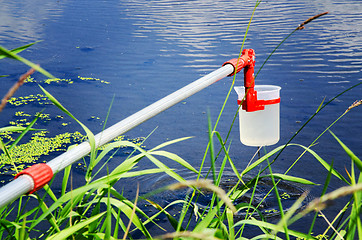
[0,0,361,236]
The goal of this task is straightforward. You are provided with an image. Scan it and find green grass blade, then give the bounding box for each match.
[47,212,105,240]
[226,208,235,239]
[38,84,96,179]
[193,206,219,233]
[150,136,192,151]
[9,111,42,151]
[0,138,18,173]
[150,150,198,174]
[329,131,362,172]
[62,165,71,196]
[0,42,39,60]
[101,197,152,238]
[105,187,112,240]
[29,181,110,230]
[234,219,317,239]
[290,143,349,184]
[307,161,335,238]
[42,184,58,202]
[142,198,185,231]
[241,145,285,176]
[261,174,317,185]
[0,126,38,133]
[0,45,54,78]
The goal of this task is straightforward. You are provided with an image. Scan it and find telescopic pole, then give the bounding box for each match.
[0,53,252,209]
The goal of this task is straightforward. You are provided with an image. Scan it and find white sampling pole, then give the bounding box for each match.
[0,60,243,209]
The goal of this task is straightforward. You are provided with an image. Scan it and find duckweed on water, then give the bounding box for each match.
[14,111,31,117]
[25,76,110,85]
[24,77,73,84]
[1,74,141,177]
[78,76,110,84]
[7,94,51,107]
[0,125,144,175]
[0,131,87,167]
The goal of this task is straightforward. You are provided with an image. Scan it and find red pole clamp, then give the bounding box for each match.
[15,163,53,194]
[222,49,253,76]
[224,49,280,112]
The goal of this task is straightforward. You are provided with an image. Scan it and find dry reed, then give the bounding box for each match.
[0,67,36,113]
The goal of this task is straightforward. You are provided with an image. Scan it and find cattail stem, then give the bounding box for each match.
[296,11,329,30]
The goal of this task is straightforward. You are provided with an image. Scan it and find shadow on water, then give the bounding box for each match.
[137,168,312,218]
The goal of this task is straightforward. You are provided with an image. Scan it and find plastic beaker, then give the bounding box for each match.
[234,85,281,147]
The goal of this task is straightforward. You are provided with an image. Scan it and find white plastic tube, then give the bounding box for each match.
[0,63,234,208]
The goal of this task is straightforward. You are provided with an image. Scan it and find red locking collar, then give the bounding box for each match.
[15,163,53,194]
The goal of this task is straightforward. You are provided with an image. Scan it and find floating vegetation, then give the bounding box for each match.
[0,109,145,176]
[24,76,36,83]
[78,76,110,84]
[0,131,15,142]
[0,131,86,170]
[25,75,110,85]
[0,73,134,179]
[7,94,51,107]
[44,78,74,84]
[8,111,52,127]
[14,111,31,117]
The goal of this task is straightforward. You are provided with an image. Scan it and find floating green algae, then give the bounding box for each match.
[0,131,87,175]
[78,76,110,84]
[7,94,51,107]
[44,78,74,84]
[0,129,144,175]
[24,76,110,85]
[0,74,147,178]
[1,110,145,174]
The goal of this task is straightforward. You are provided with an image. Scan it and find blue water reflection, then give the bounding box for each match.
[0,0,361,235]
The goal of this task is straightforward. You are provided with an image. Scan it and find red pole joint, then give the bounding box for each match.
[224,49,280,112]
[14,163,53,194]
[222,49,253,76]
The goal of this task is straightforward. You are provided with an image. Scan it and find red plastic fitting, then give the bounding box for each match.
[222,49,253,76]
[224,49,280,112]
[15,163,53,194]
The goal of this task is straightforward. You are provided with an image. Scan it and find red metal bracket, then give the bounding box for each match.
[14,163,53,194]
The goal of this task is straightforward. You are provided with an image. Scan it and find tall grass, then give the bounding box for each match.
[0,1,361,239]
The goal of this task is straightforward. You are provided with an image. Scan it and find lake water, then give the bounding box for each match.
[1,0,361,237]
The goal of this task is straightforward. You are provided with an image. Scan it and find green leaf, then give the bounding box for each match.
[241,145,286,176]
[289,144,350,184]
[29,181,110,230]
[0,45,54,78]
[193,207,219,233]
[151,150,198,174]
[9,111,42,151]
[329,130,362,172]
[38,84,96,177]
[61,165,72,196]
[100,197,152,238]
[0,42,39,60]
[261,173,317,185]
[233,219,317,239]
[0,138,18,173]
[316,96,326,113]
[0,126,39,133]
[150,136,192,151]
[46,212,105,240]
